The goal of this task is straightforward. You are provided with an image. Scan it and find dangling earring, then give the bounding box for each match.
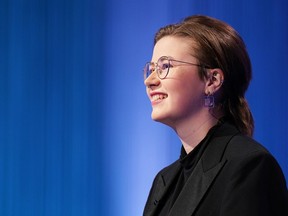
[204,92,215,108]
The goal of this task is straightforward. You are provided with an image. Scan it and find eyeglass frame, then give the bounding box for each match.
[143,56,209,80]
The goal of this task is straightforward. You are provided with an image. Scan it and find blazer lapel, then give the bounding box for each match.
[168,157,227,216]
[169,123,239,216]
[143,162,182,216]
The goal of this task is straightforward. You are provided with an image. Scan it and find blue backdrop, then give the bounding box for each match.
[0,0,287,215]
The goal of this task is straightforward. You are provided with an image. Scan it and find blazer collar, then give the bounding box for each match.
[144,122,239,216]
[168,123,239,216]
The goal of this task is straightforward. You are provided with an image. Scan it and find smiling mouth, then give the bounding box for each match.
[151,94,168,102]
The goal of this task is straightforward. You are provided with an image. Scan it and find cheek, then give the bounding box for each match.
[173,88,203,108]
[168,78,205,109]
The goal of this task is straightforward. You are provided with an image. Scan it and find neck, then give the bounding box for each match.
[175,114,219,154]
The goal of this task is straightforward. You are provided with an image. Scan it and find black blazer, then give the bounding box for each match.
[143,123,288,216]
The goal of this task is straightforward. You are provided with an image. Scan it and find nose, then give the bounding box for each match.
[144,71,160,88]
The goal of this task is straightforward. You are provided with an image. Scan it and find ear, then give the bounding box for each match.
[204,69,224,95]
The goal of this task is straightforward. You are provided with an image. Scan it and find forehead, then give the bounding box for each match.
[152,36,195,61]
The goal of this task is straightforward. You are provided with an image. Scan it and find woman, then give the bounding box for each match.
[143,15,288,216]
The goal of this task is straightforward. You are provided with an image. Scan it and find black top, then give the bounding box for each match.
[156,123,220,216]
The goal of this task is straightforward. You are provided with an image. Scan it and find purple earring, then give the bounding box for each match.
[204,92,215,108]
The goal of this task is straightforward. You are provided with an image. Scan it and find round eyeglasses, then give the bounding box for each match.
[143,56,204,80]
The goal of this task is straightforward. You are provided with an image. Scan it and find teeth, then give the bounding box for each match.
[151,94,167,101]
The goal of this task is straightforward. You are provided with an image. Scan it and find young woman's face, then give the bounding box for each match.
[144,36,207,128]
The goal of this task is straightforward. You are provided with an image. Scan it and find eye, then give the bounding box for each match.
[157,62,169,76]
[161,63,170,70]
[158,58,171,70]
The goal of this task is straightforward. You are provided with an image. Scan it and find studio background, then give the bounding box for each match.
[0,0,287,215]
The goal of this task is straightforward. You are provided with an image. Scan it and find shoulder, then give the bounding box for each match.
[210,123,286,182]
[213,122,271,159]
[224,134,281,171]
[226,134,270,157]
[223,134,287,186]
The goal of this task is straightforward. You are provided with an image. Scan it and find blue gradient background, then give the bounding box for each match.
[0,0,287,215]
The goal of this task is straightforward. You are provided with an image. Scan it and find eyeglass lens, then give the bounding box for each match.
[144,57,170,80]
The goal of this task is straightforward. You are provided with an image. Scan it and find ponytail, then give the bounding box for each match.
[225,97,254,137]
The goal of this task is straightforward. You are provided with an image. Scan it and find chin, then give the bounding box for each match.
[151,113,165,122]
[151,113,174,127]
